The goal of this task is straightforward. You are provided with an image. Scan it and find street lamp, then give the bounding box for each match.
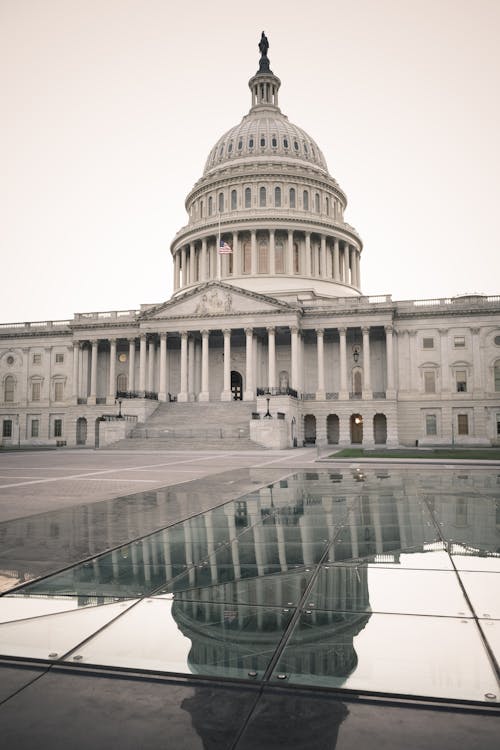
[264,396,272,419]
[116,398,123,419]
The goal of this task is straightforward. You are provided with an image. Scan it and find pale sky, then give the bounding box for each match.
[1,0,499,323]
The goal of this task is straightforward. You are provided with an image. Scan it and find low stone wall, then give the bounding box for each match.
[99,419,136,447]
[250,418,289,449]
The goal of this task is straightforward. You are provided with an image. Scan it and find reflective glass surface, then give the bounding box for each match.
[1,468,499,704]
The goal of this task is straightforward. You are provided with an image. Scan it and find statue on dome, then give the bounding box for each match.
[258,31,271,73]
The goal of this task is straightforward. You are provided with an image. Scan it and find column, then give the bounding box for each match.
[267,326,276,389]
[88,340,98,404]
[350,247,357,287]
[291,326,299,392]
[158,333,168,402]
[174,251,181,291]
[128,339,135,392]
[199,329,210,402]
[107,338,117,404]
[471,327,482,392]
[439,328,449,393]
[189,242,196,284]
[338,327,348,399]
[244,327,254,400]
[320,235,327,278]
[269,229,275,274]
[181,246,187,287]
[178,332,189,402]
[333,238,340,281]
[139,335,147,392]
[385,325,396,398]
[343,243,350,284]
[221,329,232,401]
[201,238,208,281]
[305,232,311,276]
[188,336,195,400]
[147,338,155,393]
[316,328,325,399]
[362,326,372,399]
[72,341,79,402]
[287,229,294,274]
[250,230,257,275]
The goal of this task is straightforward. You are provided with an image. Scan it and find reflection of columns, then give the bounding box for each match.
[188,336,195,400]
[288,229,294,274]
[179,332,188,402]
[89,339,98,404]
[221,329,232,401]
[339,327,348,399]
[343,243,350,284]
[250,229,257,275]
[362,326,372,399]
[320,235,327,278]
[305,232,311,276]
[333,238,340,281]
[72,342,79,402]
[107,338,117,403]
[199,329,210,402]
[139,335,147,392]
[267,326,276,389]
[244,327,254,400]
[201,238,208,281]
[158,333,167,402]
[147,338,155,392]
[386,325,395,397]
[316,328,325,399]
[174,251,180,291]
[128,339,135,391]
[269,228,275,274]
[291,326,299,391]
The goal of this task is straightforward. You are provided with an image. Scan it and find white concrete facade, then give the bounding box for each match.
[1,40,500,449]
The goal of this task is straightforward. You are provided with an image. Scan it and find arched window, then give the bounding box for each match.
[117,373,128,393]
[275,239,284,273]
[248,136,254,148]
[325,197,329,215]
[303,191,309,210]
[293,140,299,151]
[271,136,277,148]
[243,241,251,274]
[237,139,243,150]
[4,376,14,403]
[231,190,237,210]
[304,142,308,155]
[259,187,266,207]
[258,238,269,273]
[315,193,320,212]
[352,368,362,396]
[208,196,213,216]
[274,186,281,207]
[495,361,500,391]
[218,192,224,212]
[283,137,289,149]
[289,188,296,208]
[200,200,204,218]
[293,242,300,274]
[260,136,266,147]
[245,187,251,208]
[228,141,233,153]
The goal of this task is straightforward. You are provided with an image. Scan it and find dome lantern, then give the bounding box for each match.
[248,32,281,112]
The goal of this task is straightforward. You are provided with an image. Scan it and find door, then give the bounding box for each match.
[231,371,243,400]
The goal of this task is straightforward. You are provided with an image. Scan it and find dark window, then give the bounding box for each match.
[249,136,254,148]
[283,138,289,149]
[275,186,281,207]
[245,187,251,208]
[259,187,266,207]
[228,142,233,153]
[457,414,469,435]
[237,140,243,150]
[315,193,320,212]
[208,196,213,216]
[260,136,266,147]
[456,370,467,392]
[54,419,63,438]
[4,376,14,403]
[293,140,299,151]
[231,190,237,210]
[494,335,500,346]
[426,414,437,435]
[289,188,296,208]
[218,192,224,212]
[272,136,277,147]
[303,191,309,210]
[423,337,434,349]
[304,142,308,154]
[31,419,39,438]
[2,420,12,438]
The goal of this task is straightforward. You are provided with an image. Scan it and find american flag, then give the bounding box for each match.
[218,239,232,254]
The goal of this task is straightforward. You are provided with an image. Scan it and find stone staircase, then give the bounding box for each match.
[108,400,264,451]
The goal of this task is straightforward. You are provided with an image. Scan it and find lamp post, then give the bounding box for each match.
[116,398,123,419]
[264,396,272,419]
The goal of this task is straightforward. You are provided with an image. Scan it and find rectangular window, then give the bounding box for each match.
[426,414,437,435]
[422,337,434,349]
[31,419,39,438]
[456,370,467,392]
[54,382,64,401]
[457,414,469,435]
[2,420,12,438]
[454,336,465,348]
[424,371,436,393]
[54,419,63,438]
[494,366,500,392]
[497,416,500,436]
[32,382,41,401]
[32,353,42,365]
[55,353,64,364]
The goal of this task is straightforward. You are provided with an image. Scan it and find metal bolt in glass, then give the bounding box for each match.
[484,693,497,701]
[73,655,83,661]
[48,653,58,658]
[248,670,258,678]
[277,673,288,680]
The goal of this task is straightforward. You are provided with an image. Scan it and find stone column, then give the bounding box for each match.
[343,243,350,284]
[128,339,135,392]
[199,329,210,402]
[201,238,208,281]
[88,340,98,404]
[188,336,195,400]
[350,247,357,287]
[107,338,117,404]
[147,338,155,393]
[333,238,340,281]
[305,232,312,276]
[471,327,482,392]
[316,328,325,399]
[250,230,257,275]
[269,229,275,274]
[72,341,79,403]
[291,326,299,392]
[288,229,294,274]
[181,246,187,287]
[439,328,449,393]
[174,251,180,291]
[221,329,232,401]
[244,327,254,400]
[178,332,189,402]
[320,235,327,278]
[385,325,396,398]
[158,333,168,402]
[338,327,348,399]
[189,242,196,284]
[362,326,372,399]
[267,326,276,389]
[139,335,147,392]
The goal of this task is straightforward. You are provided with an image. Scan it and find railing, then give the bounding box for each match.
[256,386,298,398]
[0,319,71,330]
[77,398,88,405]
[74,310,139,321]
[326,392,339,400]
[302,393,316,400]
[373,391,386,400]
[349,393,362,400]
[100,414,138,423]
[116,390,158,400]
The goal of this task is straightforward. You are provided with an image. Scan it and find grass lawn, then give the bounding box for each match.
[330,448,500,460]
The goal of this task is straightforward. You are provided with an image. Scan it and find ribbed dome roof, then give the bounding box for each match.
[203,110,329,176]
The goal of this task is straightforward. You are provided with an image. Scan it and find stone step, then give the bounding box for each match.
[130,400,257,439]
[107,436,264,451]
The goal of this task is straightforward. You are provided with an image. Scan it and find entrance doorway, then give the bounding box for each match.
[304,414,316,445]
[76,417,87,446]
[350,414,363,444]
[374,414,387,444]
[327,414,339,444]
[231,371,243,400]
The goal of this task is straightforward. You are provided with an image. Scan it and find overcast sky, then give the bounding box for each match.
[1,0,499,323]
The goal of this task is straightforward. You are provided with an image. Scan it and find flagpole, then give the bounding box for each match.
[217,211,221,281]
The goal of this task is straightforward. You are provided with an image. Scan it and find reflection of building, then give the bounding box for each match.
[1,36,500,449]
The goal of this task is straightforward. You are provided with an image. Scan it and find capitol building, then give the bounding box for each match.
[1,36,500,450]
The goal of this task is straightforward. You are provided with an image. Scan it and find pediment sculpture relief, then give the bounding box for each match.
[195,290,233,315]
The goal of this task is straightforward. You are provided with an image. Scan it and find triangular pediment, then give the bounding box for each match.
[139,281,298,321]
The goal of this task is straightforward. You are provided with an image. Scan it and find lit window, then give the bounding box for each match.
[422,337,434,349]
[2,420,12,438]
[231,190,237,210]
[289,188,296,208]
[32,382,41,401]
[426,414,437,435]
[274,186,281,207]
[31,419,39,438]
[424,371,436,393]
[457,414,469,435]
[245,187,251,208]
[32,353,42,365]
[54,382,64,401]
[55,353,64,364]
[4,376,14,402]
[456,370,467,392]
[259,187,266,207]
[54,419,63,438]
[303,191,309,210]
[454,336,465,348]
